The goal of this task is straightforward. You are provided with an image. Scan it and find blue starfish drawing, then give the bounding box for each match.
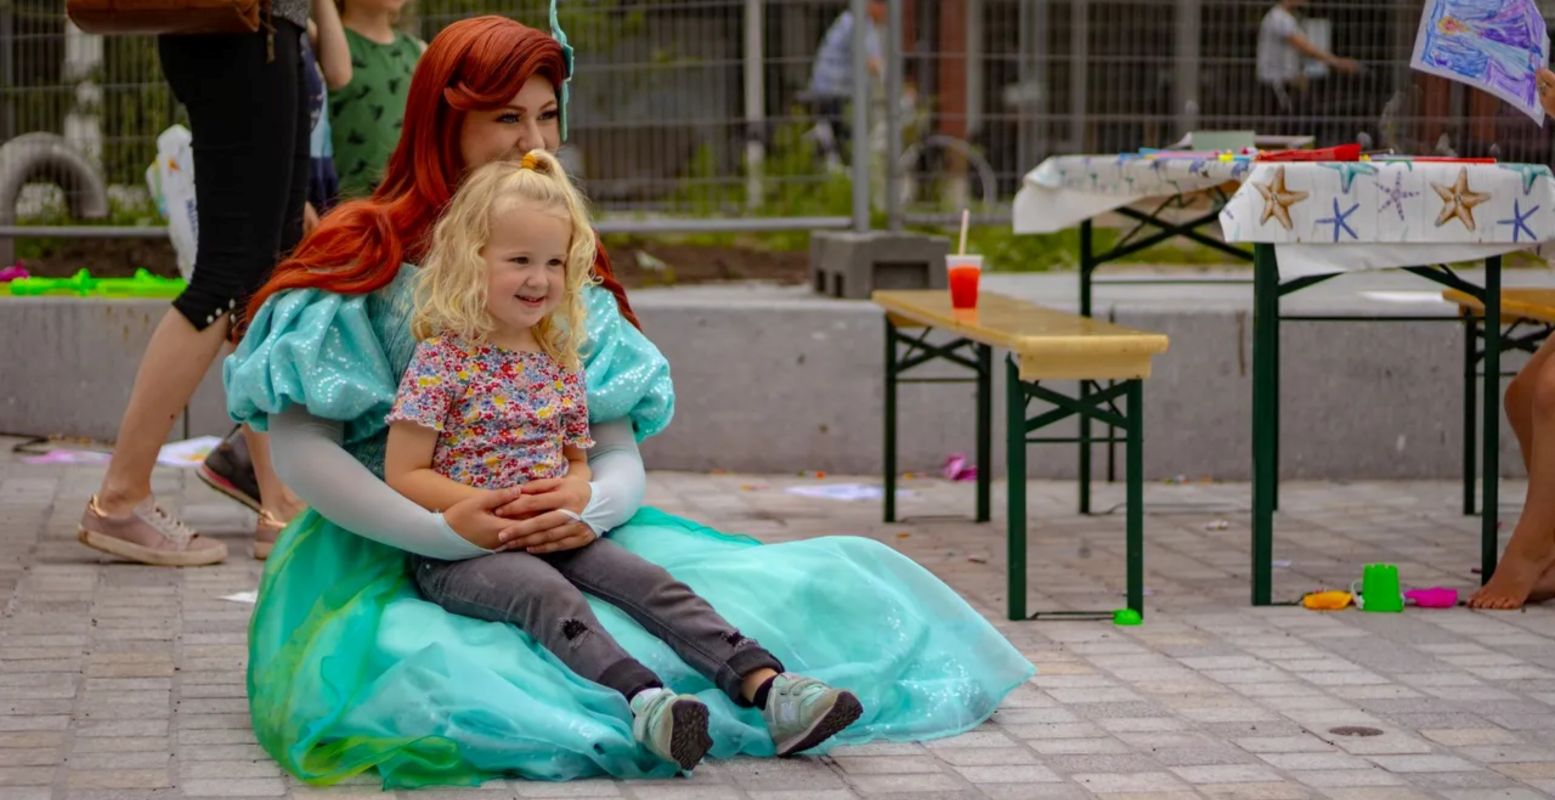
[1230,160,1253,181]
[1316,198,1360,242]
[1188,158,1208,177]
[1377,172,1420,222]
[1498,198,1540,243]
[1320,162,1379,194]
[1497,163,1552,196]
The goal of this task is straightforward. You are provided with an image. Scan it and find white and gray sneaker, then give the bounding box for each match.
[629,688,712,772]
[760,673,863,757]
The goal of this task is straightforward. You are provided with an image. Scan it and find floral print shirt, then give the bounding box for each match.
[387,335,592,489]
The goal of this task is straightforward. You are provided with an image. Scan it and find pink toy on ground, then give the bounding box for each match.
[1403,587,1458,608]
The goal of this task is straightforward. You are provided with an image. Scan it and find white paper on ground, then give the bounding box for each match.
[785,483,913,502]
[155,436,223,469]
[1359,290,1453,305]
[220,590,257,604]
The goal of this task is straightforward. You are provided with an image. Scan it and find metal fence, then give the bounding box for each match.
[3,0,1555,240]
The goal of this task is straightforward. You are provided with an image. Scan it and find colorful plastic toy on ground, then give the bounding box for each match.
[6,268,186,298]
[1301,590,1354,610]
[1404,587,1459,608]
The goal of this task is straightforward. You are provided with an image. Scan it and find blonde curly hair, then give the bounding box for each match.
[413,150,597,372]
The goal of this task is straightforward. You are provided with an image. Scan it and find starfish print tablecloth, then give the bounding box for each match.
[1218,161,1555,277]
[1013,154,1254,234]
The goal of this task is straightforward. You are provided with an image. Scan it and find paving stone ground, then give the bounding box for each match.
[3,436,1554,799]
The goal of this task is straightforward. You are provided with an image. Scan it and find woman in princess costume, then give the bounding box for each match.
[225,12,1033,787]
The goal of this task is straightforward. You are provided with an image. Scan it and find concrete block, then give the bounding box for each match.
[809,231,949,299]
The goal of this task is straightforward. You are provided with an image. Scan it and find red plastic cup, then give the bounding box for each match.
[948,254,983,310]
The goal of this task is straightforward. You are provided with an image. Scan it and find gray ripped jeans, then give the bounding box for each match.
[410,538,783,704]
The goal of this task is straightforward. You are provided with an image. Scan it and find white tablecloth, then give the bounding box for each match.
[1012,154,1252,234]
[1219,162,1555,278]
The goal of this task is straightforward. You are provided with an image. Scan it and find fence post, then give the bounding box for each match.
[1174,0,1200,137]
[744,0,765,211]
[850,0,870,232]
[884,0,903,231]
[1069,0,1087,152]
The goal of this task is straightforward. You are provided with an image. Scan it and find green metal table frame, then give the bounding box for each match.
[1075,198,1252,513]
[1249,245,1504,606]
[1459,313,1552,515]
[882,319,1146,621]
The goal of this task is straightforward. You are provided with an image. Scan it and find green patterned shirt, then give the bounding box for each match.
[328,28,421,199]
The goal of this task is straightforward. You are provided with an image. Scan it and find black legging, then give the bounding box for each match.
[157,22,308,331]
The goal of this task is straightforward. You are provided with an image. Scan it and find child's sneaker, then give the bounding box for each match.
[760,674,862,756]
[629,688,712,771]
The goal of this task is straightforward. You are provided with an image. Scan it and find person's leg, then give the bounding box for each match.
[84,29,296,565]
[1505,336,1555,472]
[549,539,861,756]
[545,539,783,705]
[1471,351,1555,608]
[244,21,311,555]
[411,551,713,769]
[411,552,661,698]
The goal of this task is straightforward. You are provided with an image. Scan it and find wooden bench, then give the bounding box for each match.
[1443,288,1555,515]
[871,289,1170,620]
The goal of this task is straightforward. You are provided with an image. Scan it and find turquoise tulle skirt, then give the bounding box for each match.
[248,506,1034,788]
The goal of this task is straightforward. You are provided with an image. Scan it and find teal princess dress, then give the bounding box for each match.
[224,266,1034,788]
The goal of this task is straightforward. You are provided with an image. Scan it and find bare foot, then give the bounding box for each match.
[1528,561,1555,605]
[1470,542,1555,610]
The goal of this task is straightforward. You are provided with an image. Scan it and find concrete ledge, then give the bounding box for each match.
[2,268,1548,479]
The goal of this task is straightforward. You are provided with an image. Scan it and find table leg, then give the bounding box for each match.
[1126,379,1144,617]
[1251,244,1279,606]
[1006,356,1027,621]
[1463,312,1478,516]
[1482,257,1501,583]
[884,318,898,523]
[976,344,992,523]
[1079,220,1094,515]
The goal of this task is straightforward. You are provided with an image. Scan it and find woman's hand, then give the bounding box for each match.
[1539,68,1555,118]
[494,475,595,553]
[441,488,526,550]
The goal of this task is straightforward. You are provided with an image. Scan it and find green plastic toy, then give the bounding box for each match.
[7,268,186,298]
[1352,563,1404,613]
[1112,608,1142,626]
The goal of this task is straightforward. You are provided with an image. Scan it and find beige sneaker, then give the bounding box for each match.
[78,495,228,567]
[253,510,285,560]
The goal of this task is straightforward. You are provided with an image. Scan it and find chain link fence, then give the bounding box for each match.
[3,0,1554,242]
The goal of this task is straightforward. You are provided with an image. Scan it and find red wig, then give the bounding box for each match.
[245,15,639,331]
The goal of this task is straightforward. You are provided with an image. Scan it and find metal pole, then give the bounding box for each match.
[884,0,904,232]
[743,0,766,211]
[884,318,899,523]
[1251,243,1279,606]
[1462,313,1477,515]
[1069,0,1088,151]
[1173,0,1201,136]
[1481,257,1502,583]
[851,0,871,232]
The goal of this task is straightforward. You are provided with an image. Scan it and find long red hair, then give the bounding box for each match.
[244,15,639,331]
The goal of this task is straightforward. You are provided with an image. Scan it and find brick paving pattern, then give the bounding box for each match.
[3,437,1554,799]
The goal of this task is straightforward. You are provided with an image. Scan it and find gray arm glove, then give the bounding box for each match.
[267,405,491,560]
[579,418,647,534]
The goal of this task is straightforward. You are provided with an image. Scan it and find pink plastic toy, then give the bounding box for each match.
[1403,587,1458,608]
[0,265,28,282]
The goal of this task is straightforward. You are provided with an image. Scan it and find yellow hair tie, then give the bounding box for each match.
[520,152,543,171]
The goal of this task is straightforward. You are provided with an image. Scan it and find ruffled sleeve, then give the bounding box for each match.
[224,287,398,447]
[580,285,675,441]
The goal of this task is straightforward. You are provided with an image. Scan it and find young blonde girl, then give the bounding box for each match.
[383,151,862,773]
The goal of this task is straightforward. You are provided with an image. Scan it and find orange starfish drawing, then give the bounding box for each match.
[1431,167,1491,231]
[1253,167,1308,231]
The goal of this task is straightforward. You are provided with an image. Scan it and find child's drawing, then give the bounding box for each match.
[1411,0,1549,125]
